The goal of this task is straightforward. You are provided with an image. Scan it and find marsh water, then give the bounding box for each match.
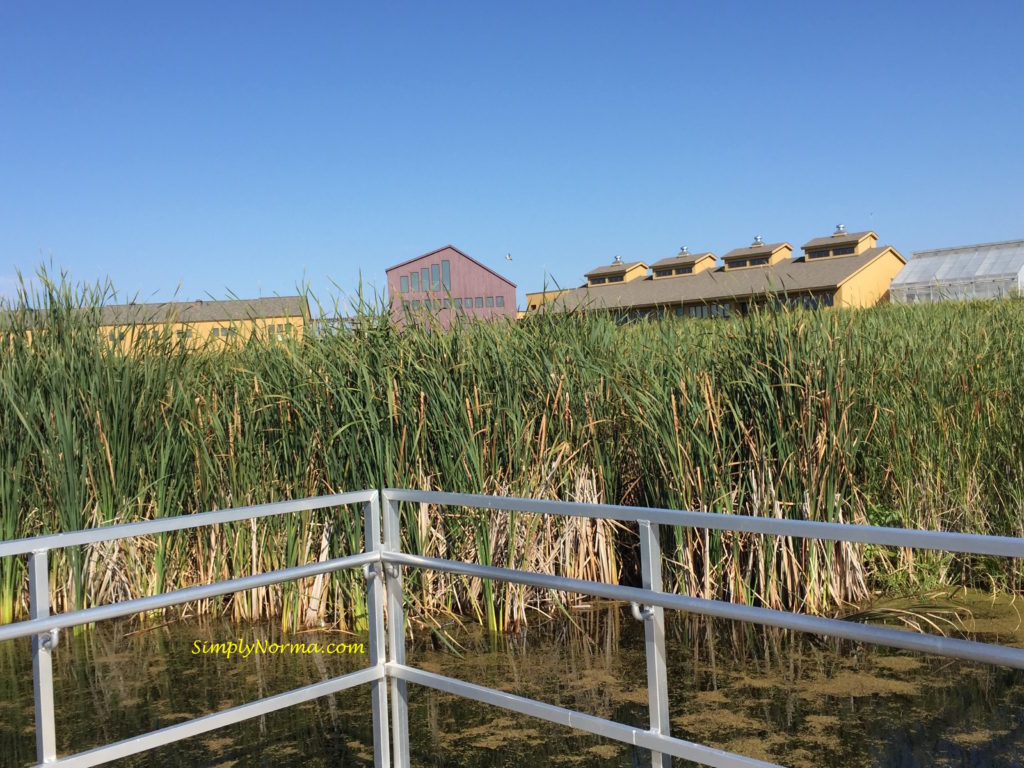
[2,593,1023,767]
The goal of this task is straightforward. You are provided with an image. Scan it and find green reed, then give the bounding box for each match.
[1,266,1022,632]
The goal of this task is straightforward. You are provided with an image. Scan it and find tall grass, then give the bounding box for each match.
[1,267,1022,632]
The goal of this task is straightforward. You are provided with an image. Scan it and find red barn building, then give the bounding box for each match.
[385,245,517,329]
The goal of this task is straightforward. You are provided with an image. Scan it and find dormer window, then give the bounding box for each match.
[801,230,878,259]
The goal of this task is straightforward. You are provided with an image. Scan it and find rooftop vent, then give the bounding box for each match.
[613,255,622,264]
[678,246,690,256]
[834,224,847,235]
[751,235,764,246]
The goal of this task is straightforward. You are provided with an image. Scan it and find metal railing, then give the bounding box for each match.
[2,488,1024,768]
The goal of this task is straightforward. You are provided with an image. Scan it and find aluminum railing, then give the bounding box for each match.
[2,489,1024,768]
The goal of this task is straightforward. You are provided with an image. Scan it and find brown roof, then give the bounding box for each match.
[649,252,716,270]
[801,230,876,251]
[100,296,309,326]
[722,242,791,261]
[544,247,904,312]
[584,261,647,278]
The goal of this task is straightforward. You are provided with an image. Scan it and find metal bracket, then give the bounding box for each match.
[362,563,379,582]
[39,628,59,651]
[630,602,654,622]
[384,562,401,579]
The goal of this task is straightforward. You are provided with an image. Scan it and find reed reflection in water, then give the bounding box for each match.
[1,602,1023,767]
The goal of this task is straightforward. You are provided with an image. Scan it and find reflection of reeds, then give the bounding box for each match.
[1,267,1023,630]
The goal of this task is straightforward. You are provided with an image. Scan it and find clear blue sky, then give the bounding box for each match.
[2,2,1022,310]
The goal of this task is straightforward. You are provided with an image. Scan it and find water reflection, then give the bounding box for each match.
[1,598,1023,767]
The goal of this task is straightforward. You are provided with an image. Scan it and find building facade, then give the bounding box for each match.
[99,296,309,347]
[528,227,905,320]
[385,245,517,329]
[889,239,1024,304]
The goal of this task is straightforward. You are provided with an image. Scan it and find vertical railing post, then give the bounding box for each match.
[638,521,670,768]
[363,497,391,768]
[29,549,57,763]
[382,492,409,768]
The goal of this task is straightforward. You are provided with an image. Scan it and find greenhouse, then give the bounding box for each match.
[890,239,1024,304]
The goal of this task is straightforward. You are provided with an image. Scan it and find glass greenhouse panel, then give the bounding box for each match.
[890,240,1024,303]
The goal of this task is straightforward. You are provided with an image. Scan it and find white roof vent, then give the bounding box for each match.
[834,224,847,235]
[678,246,690,256]
[751,235,764,246]
[612,255,622,264]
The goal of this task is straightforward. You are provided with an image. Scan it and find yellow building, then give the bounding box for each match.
[99,296,310,347]
[523,288,571,313]
[528,227,906,319]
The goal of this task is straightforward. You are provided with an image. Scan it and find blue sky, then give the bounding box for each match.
[2,2,1022,310]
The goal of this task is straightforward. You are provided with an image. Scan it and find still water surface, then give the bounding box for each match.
[1,593,1023,767]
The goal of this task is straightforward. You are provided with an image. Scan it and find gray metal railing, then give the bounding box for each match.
[2,488,1024,768]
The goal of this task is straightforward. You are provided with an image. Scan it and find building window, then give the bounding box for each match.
[431,264,440,291]
[608,275,624,283]
[821,292,835,307]
[410,272,420,291]
[211,328,219,338]
[485,296,494,307]
[833,246,855,256]
[403,301,410,311]
[591,277,606,285]
[441,260,451,290]
[464,296,472,307]
[496,295,504,308]
[748,256,769,266]
[412,300,421,310]
[475,297,483,308]
[443,298,450,309]
[728,259,747,269]
[654,268,672,278]
[675,266,693,275]
[675,306,686,317]
[400,275,409,293]
[808,249,830,259]
[454,298,463,309]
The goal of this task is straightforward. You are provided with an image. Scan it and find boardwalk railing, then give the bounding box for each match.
[2,488,1024,767]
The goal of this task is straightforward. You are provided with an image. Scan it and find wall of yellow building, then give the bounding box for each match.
[100,314,306,349]
[834,249,906,308]
[524,289,569,312]
[623,263,649,282]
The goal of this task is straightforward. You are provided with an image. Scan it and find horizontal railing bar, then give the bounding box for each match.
[0,551,378,643]
[33,665,384,768]
[383,551,1024,670]
[0,490,376,559]
[388,663,779,768]
[382,489,1024,558]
